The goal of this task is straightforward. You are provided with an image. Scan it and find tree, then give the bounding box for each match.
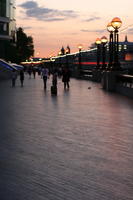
[5,40,17,63]
[16,27,34,63]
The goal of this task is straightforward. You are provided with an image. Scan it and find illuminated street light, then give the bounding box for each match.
[77,44,83,77]
[58,51,62,68]
[107,22,115,32]
[111,17,122,29]
[101,36,108,44]
[111,17,122,70]
[107,22,115,69]
[95,38,101,45]
[78,44,83,52]
[65,49,69,54]
[58,51,61,56]
[66,45,70,54]
[95,38,101,69]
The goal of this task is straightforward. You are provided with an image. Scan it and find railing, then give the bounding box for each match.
[117,74,133,88]
[80,69,93,79]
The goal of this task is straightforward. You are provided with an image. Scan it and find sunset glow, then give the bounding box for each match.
[16,0,133,57]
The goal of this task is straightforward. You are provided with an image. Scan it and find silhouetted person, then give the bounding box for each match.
[11,69,17,87]
[28,66,32,78]
[62,67,70,89]
[32,67,36,79]
[20,70,24,87]
[51,70,58,95]
[41,67,49,89]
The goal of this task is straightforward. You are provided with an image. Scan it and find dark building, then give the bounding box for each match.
[0,0,16,59]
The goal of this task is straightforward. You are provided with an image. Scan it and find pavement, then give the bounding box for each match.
[0,73,133,200]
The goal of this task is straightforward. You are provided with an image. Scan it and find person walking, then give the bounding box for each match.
[62,67,70,89]
[11,69,17,87]
[28,66,32,78]
[51,69,58,95]
[41,67,49,89]
[32,67,36,79]
[20,69,24,87]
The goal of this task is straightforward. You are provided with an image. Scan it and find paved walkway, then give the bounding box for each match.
[0,74,133,200]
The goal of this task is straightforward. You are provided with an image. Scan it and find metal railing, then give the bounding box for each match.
[80,69,93,79]
[117,74,133,88]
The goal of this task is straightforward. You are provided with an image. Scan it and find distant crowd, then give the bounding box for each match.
[11,64,71,93]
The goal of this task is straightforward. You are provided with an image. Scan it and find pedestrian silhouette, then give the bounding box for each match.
[28,66,32,78]
[51,70,58,95]
[20,69,24,87]
[62,67,70,89]
[41,67,49,89]
[32,67,36,79]
[11,69,17,87]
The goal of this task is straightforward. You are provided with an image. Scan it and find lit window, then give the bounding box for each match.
[124,45,127,49]
[119,45,122,51]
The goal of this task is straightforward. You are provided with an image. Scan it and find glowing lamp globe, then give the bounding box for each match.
[101,36,108,44]
[58,51,61,56]
[65,49,69,54]
[95,38,101,45]
[78,44,83,51]
[107,22,115,32]
[111,17,122,29]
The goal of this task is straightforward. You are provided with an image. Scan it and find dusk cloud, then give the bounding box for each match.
[81,29,105,33]
[126,27,133,34]
[23,26,32,30]
[19,1,78,21]
[84,16,101,22]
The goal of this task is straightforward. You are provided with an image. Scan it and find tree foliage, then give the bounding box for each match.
[5,27,34,64]
[16,27,34,63]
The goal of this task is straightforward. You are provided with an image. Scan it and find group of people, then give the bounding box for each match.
[11,69,24,87]
[28,66,36,79]
[11,65,71,92]
[41,66,70,91]
[62,67,70,89]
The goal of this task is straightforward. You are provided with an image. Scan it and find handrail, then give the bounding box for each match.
[117,74,133,88]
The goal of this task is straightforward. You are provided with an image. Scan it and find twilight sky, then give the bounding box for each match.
[16,0,133,57]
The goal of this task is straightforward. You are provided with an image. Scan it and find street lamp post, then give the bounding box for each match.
[65,48,69,69]
[111,17,122,70]
[107,22,115,70]
[95,38,101,69]
[101,36,108,70]
[58,51,62,68]
[49,55,53,73]
[77,44,83,77]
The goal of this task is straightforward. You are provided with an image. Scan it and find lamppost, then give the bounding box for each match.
[107,22,115,70]
[49,54,53,73]
[78,44,82,52]
[111,17,122,70]
[58,51,62,68]
[101,36,108,70]
[95,38,101,69]
[65,48,69,68]
[77,44,83,77]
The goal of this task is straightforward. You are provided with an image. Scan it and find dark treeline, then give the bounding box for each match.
[5,27,34,64]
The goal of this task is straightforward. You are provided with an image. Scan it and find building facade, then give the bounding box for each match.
[0,0,16,59]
